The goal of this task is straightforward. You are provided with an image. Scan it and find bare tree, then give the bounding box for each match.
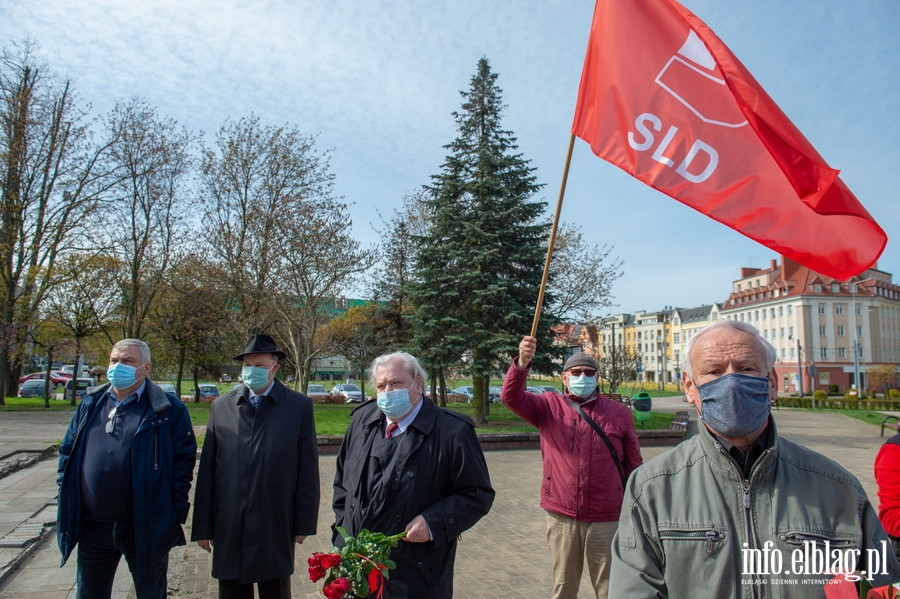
[101,98,195,340]
[549,223,624,322]
[597,345,642,394]
[199,115,332,340]
[44,254,119,403]
[269,197,375,391]
[0,42,115,403]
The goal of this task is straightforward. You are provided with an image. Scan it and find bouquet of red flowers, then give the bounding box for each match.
[308,527,406,599]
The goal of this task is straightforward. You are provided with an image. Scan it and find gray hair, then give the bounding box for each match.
[682,319,775,378]
[112,338,151,363]
[368,352,428,390]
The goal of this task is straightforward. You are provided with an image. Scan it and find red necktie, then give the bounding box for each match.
[385,422,399,439]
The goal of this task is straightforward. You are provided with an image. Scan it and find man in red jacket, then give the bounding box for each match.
[501,336,642,599]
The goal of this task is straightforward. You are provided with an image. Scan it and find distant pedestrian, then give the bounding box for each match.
[57,339,197,599]
[192,334,320,599]
[501,337,642,599]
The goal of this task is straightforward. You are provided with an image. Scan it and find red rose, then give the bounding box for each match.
[322,553,342,569]
[323,577,351,599]
[307,553,328,582]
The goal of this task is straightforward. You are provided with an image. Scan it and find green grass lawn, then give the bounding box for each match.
[4,395,675,433]
[794,408,897,428]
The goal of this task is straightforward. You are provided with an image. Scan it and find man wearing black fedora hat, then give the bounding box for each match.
[192,334,320,599]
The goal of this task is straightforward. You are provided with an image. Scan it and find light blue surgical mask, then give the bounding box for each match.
[698,373,771,437]
[377,388,413,420]
[107,362,145,390]
[567,374,597,399]
[242,364,275,392]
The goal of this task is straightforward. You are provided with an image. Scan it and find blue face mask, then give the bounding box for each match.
[697,373,771,437]
[377,388,413,420]
[242,365,274,391]
[567,374,597,399]
[107,362,145,390]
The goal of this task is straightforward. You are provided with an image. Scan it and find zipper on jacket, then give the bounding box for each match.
[568,418,576,454]
[781,531,853,548]
[658,529,725,556]
[743,479,750,509]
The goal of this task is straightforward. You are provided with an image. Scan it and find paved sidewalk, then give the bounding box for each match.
[0,407,894,598]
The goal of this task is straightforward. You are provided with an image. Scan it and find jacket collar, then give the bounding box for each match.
[697,414,779,478]
[234,378,286,406]
[86,379,172,414]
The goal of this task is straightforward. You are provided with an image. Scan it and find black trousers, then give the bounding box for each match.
[218,577,291,599]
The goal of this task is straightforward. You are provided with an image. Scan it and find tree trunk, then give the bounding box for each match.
[430,374,437,404]
[70,350,82,405]
[193,366,200,403]
[471,375,487,426]
[175,345,186,396]
[42,346,55,409]
[483,373,491,416]
[438,369,447,407]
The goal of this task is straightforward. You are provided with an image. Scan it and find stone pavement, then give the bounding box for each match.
[0,406,895,598]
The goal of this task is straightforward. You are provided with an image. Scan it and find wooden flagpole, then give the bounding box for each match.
[530,133,576,337]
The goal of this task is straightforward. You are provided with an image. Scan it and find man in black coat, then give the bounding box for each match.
[333,351,495,599]
[192,334,320,599]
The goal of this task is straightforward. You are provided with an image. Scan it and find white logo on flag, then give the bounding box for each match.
[655,30,748,128]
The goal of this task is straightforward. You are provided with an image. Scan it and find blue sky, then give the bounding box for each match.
[4,0,898,317]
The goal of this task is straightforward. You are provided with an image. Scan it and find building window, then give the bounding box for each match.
[836,304,844,315]
[819,325,826,336]
[832,284,840,292]
[850,283,857,293]
[839,348,846,358]
[779,307,784,317]
[858,346,864,358]
[790,348,795,358]
[857,326,862,337]
[789,327,794,338]
[820,347,827,359]
[755,310,759,321]
[763,330,768,339]
[781,349,786,359]
[855,304,861,315]
[788,305,793,316]
[673,332,679,344]
[838,326,845,337]
[737,284,742,291]
[762,310,767,320]
[818,303,826,314]
[772,329,776,339]
[814,284,822,292]
[780,328,785,338]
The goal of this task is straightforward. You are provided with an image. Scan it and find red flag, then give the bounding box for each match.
[572,0,886,280]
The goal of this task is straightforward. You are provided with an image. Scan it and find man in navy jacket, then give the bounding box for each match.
[57,339,196,599]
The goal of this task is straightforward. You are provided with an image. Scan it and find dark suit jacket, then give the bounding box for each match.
[192,379,320,583]
[333,397,495,598]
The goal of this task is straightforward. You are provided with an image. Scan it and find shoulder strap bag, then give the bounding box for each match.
[563,396,628,488]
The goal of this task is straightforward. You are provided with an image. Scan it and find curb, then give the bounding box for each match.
[0,523,55,588]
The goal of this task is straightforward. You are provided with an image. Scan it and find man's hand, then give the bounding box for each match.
[295,535,306,544]
[197,539,213,553]
[403,515,432,543]
[517,336,537,370]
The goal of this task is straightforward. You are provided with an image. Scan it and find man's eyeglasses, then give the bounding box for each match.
[568,368,597,377]
[106,406,118,434]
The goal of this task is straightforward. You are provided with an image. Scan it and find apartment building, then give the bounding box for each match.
[721,257,900,393]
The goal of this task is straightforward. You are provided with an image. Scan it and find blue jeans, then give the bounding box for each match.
[76,519,168,599]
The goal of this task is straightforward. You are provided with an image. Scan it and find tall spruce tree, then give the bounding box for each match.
[410,57,554,425]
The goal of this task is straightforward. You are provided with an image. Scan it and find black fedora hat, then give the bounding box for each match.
[233,334,287,361]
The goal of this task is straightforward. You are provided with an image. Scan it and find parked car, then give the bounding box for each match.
[451,386,474,401]
[488,386,502,403]
[59,377,95,400]
[198,384,220,400]
[332,383,363,403]
[60,365,91,378]
[18,379,50,398]
[525,386,544,394]
[19,371,69,386]
[306,384,328,394]
[534,385,561,394]
[219,373,232,383]
[159,383,178,395]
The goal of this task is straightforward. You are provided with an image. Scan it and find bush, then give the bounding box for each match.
[310,393,344,404]
[446,393,470,403]
[829,384,839,394]
[813,390,827,401]
[891,389,900,400]
[845,389,867,400]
